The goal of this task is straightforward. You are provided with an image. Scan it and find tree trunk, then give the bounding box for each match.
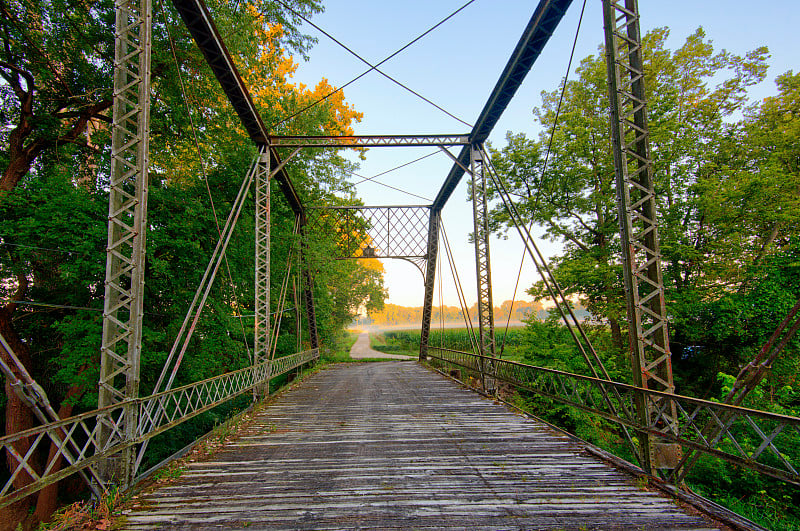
[0,304,37,494]
[32,383,85,524]
[609,317,624,352]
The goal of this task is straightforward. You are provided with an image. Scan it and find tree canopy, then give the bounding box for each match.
[489,27,798,392]
[0,0,384,523]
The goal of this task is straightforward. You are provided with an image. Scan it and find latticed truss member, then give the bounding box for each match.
[470,145,496,390]
[306,206,430,260]
[98,0,152,485]
[419,209,440,360]
[269,134,471,148]
[253,148,271,392]
[602,0,678,475]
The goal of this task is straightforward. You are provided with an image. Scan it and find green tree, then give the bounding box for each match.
[489,30,800,526]
[0,0,384,524]
[487,27,776,387]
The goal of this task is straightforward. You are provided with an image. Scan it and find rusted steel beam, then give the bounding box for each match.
[433,0,573,211]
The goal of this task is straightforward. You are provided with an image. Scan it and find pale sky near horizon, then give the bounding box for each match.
[286,0,798,308]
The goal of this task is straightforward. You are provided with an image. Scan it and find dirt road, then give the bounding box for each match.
[349,332,413,360]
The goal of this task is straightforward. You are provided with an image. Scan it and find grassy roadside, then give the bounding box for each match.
[368,331,418,357]
[319,330,360,363]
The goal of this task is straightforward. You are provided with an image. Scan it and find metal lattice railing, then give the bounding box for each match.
[0,349,318,509]
[426,347,800,486]
[306,206,430,259]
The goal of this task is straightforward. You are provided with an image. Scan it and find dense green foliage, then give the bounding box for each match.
[480,27,800,528]
[0,0,384,522]
[488,29,799,388]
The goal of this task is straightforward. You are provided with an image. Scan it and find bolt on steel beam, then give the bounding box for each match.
[98,0,152,487]
[470,145,496,391]
[602,0,678,475]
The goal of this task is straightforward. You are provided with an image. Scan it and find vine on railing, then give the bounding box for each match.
[426,347,800,486]
[0,349,319,508]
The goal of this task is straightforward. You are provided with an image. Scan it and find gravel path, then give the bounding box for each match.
[349,332,414,360]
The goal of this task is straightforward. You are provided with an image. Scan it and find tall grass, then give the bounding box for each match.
[383,328,527,360]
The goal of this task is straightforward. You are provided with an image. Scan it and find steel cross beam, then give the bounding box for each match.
[602,0,677,475]
[270,134,470,148]
[432,0,572,212]
[98,0,152,486]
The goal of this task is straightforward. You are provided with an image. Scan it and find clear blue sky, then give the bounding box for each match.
[287,0,798,308]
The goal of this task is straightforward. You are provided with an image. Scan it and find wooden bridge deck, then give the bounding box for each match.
[123,362,719,530]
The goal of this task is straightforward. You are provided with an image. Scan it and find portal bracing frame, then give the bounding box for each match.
[306,206,430,260]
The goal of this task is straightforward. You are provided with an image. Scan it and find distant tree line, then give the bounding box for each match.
[367,299,592,326]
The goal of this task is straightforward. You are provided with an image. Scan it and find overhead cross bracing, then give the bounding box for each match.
[169,0,572,215]
[270,134,471,148]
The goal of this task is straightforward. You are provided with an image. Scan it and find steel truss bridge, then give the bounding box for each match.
[0,0,798,526]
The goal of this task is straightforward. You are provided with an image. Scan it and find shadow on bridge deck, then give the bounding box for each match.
[123,362,720,530]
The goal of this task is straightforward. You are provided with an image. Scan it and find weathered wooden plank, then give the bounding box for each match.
[123,363,721,530]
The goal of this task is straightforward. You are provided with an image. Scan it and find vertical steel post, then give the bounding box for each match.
[300,224,319,350]
[98,0,152,486]
[419,208,440,360]
[470,145,496,390]
[293,274,301,353]
[254,147,271,397]
[602,0,677,475]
